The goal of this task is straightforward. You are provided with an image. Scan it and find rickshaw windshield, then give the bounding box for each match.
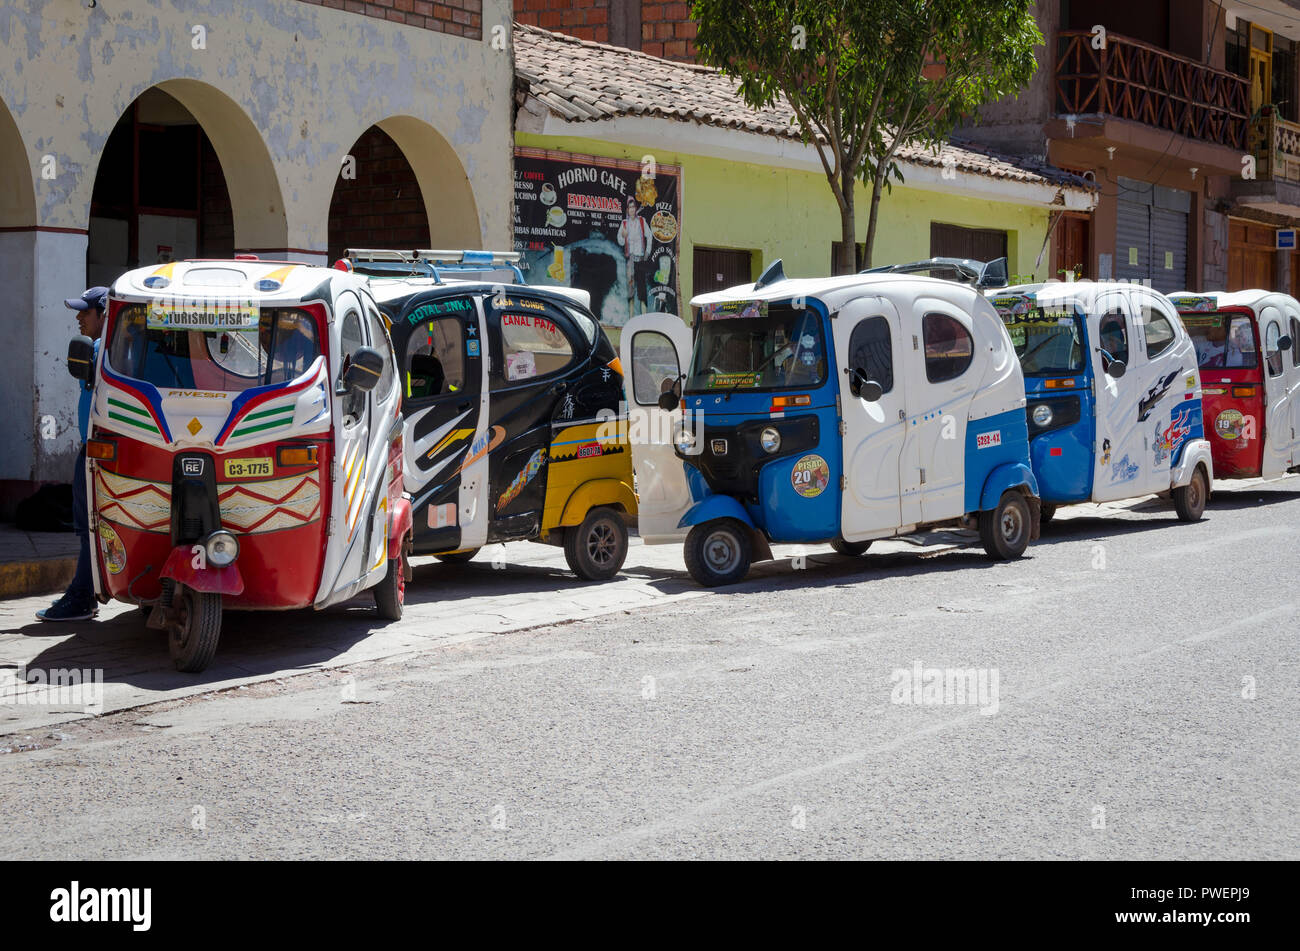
[992,296,1086,375]
[1182,313,1258,369]
[107,304,322,391]
[686,300,826,392]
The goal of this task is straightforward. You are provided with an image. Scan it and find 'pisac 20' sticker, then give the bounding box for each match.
[790,453,830,498]
[98,522,126,575]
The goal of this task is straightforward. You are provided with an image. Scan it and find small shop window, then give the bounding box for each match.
[630,330,680,406]
[407,316,465,399]
[922,313,973,383]
[499,308,575,382]
[1137,301,1177,358]
[847,316,893,393]
[1264,320,1285,377]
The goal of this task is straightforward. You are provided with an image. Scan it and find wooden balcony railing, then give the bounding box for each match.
[1055,30,1249,150]
[1248,109,1300,183]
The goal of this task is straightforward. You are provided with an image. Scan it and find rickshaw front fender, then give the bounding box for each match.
[1171,439,1214,491]
[388,496,413,550]
[160,545,246,596]
[978,463,1040,511]
[558,478,638,526]
[678,496,774,562]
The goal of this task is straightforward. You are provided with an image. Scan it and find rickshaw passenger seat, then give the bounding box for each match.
[409,354,445,397]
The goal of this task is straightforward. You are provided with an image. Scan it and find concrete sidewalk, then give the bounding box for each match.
[0,523,78,600]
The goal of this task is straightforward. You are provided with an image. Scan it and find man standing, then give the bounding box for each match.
[617,197,655,316]
[37,287,108,622]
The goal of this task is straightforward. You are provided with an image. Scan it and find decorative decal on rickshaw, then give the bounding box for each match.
[1138,370,1181,422]
[790,453,830,498]
[428,503,457,529]
[707,372,760,389]
[456,426,506,473]
[1100,438,1112,466]
[217,473,321,533]
[702,300,768,321]
[424,427,475,464]
[146,300,258,331]
[1154,406,1195,465]
[94,469,171,533]
[97,522,127,575]
[1110,453,1140,483]
[497,449,547,512]
[1169,295,1215,313]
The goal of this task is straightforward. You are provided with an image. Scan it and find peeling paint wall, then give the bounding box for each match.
[0,0,515,487]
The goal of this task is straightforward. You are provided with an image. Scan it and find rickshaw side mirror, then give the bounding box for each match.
[67,336,95,383]
[657,391,679,412]
[1105,358,1127,379]
[1280,335,1294,351]
[848,367,882,402]
[342,346,386,393]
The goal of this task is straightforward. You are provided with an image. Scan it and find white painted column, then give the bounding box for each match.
[31,229,89,482]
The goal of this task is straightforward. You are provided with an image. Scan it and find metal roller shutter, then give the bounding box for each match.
[1151,207,1188,292]
[1116,194,1150,285]
[1115,177,1190,292]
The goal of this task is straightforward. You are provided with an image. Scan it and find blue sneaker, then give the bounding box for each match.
[36,594,97,622]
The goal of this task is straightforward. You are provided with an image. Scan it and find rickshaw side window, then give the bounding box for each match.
[497,308,576,383]
[847,316,893,393]
[921,313,973,383]
[1137,302,1176,358]
[338,310,367,421]
[630,330,680,406]
[1193,315,1256,368]
[364,307,396,400]
[1097,312,1129,366]
[407,317,465,399]
[1291,317,1300,366]
[1264,320,1285,377]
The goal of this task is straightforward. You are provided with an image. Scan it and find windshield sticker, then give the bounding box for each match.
[703,300,768,321]
[1170,295,1215,312]
[506,351,537,380]
[147,300,258,330]
[790,453,830,498]
[707,372,760,389]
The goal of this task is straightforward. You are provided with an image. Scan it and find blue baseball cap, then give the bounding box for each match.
[64,286,109,312]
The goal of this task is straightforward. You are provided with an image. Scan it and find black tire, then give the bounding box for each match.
[564,507,628,581]
[168,587,221,673]
[1039,504,1057,525]
[374,539,406,621]
[683,518,752,587]
[434,548,479,564]
[979,491,1031,561]
[830,536,872,556]
[1172,466,1208,522]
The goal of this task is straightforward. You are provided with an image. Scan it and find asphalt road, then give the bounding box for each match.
[2,478,1298,859]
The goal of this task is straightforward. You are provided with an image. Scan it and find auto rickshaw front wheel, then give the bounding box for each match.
[1172,466,1208,522]
[684,518,752,587]
[168,587,222,673]
[564,506,628,581]
[979,491,1031,561]
[374,536,409,621]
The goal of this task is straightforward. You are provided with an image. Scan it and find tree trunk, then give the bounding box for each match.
[835,164,857,276]
[862,161,889,270]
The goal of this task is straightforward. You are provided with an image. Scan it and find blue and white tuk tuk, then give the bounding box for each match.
[621,262,1041,586]
[988,281,1214,523]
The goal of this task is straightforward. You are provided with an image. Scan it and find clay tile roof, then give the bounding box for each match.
[515,23,1096,194]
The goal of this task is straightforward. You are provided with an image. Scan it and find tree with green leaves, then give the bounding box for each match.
[692,0,1042,275]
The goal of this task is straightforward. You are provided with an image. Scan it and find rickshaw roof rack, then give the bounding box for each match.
[342,248,525,284]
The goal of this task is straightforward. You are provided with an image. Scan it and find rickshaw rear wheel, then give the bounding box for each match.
[979,491,1031,561]
[168,588,222,673]
[564,507,628,581]
[1039,504,1057,525]
[434,548,479,564]
[830,536,872,556]
[374,537,408,621]
[684,518,752,587]
[1173,467,1208,522]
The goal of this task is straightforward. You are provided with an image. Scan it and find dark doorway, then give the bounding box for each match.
[930,222,1008,262]
[693,246,753,298]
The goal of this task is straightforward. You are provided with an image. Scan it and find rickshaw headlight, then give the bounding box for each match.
[1031,403,1053,428]
[204,531,239,568]
[760,426,782,453]
[674,428,696,454]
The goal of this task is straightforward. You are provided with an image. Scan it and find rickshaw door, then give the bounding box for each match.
[1091,293,1149,501]
[1286,305,1300,466]
[836,297,907,538]
[620,313,693,543]
[1259,305,1293,477]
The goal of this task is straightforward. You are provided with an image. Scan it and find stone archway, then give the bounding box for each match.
[0,96,36,230]
[328,115,482,262]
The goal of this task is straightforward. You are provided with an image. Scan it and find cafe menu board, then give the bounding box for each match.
[513,147,682,327]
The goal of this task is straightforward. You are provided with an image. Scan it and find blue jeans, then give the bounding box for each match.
[67,445,94,605]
